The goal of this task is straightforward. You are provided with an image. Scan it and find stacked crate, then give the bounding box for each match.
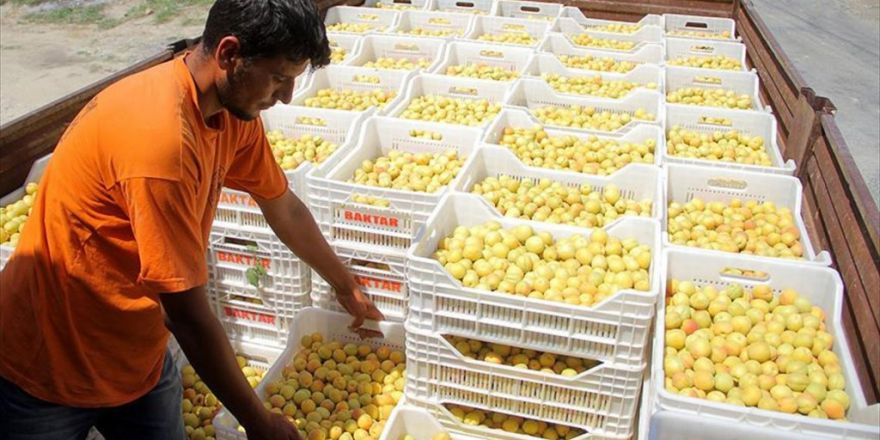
[404,193,662,439]
[206,107,367,349]
[306,117,484,321]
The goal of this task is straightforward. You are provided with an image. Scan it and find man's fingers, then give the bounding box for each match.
[364,302,385,321]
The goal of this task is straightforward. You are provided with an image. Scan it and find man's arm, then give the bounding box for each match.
[256,190,384,328]
[160,287,299,440]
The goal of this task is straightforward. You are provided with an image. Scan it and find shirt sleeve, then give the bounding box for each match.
[118,177,208,293]
[224,118,289,201]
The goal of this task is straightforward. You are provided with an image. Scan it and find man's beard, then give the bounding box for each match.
[217,68,258,121]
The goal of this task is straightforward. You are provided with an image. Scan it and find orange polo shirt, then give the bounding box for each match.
[0,56,288,407]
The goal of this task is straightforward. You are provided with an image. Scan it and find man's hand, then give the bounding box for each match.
[243,411,302,440]
[256,190,386,335]
[336,285,385,338]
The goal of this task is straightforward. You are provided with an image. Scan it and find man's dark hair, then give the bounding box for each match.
[202,0,331,69]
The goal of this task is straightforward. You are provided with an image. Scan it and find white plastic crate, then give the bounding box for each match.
[506,79,664,135]
[651,248,880,439]
[465,15,552,48]
[432,0,496,15]
[380,403,466,440]
[391,9,477,38]
[407,193,662,368]
[538,33,665,66]
[345,34,446,72]
[482,107,664,172]
[364,0,432,10]
[307,116,483,253]
[386,73,515,127]
[495,0,562,21]
[207,228,312,349]
[406,324,645,437]
[290,64,413,116]
[0,154,50,271]
[554,17,664,50]
[327,32,363,65]
[213,307,406,440]
[665,38,748,71]
[452,146,664,224]
[665,66,764,111]
[213,106,367,235]
[173,337,281,376]
[324,5,400,34]
[309,240,409,321]
[430,41,535,81]
[559,6,663,29]
[527,53,665,95]
[664,163,831,264]
[664,14,737,41]
[664,104,794,174]
[407,396,630,440]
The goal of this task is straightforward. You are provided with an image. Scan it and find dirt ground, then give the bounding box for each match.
[0,0,211,124]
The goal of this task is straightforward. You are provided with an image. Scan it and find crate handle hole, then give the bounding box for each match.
[392,0,413,4]
[394,43,420,52]
[689,45,715,54]
[698,116,733,126]
[520,5,540,13]
[352,259,392,271]
[455,1,475,7]
[449,86,478,96]
[693,76,722,85]
[223,236,259,249]
[684,21,709,29]
[479,49,504,58]
[719,267,771,282]
[706,177,748,191]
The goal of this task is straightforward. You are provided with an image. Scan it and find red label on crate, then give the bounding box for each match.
[219,191,259,208]
[216,251,271,269]
[343,210,400,228]
[224,306,276,324]
[355,275,403,293]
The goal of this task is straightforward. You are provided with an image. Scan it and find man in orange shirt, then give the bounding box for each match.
[0,1,382,439]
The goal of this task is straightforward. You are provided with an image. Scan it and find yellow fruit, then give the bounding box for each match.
[667,87,753,110]
[532,105,655,131]
[668,55,742,71]
[400,95,502,126]
[496,125,656,175]
[570,33,635,51]
[667,197,803,259]
[445,63,519,81]
[363,57,432,71]
[668,30,732,40]
[543,73,654,99]
[477,31,536,46]
[667,126,772,166]
[268,131,339,171]
[556,54,637,73]
[304,88,397,111]
[351,149,465,193]
[327,23,385,34]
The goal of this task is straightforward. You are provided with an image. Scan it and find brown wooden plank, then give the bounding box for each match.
[785,89,823,174]
[571,0,734,19]
[811,138,880,329]
[821,114,880,252]
[801,163,832,253]
[805,156,880,403]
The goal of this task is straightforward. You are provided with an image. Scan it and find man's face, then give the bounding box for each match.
[217,55,309,121]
